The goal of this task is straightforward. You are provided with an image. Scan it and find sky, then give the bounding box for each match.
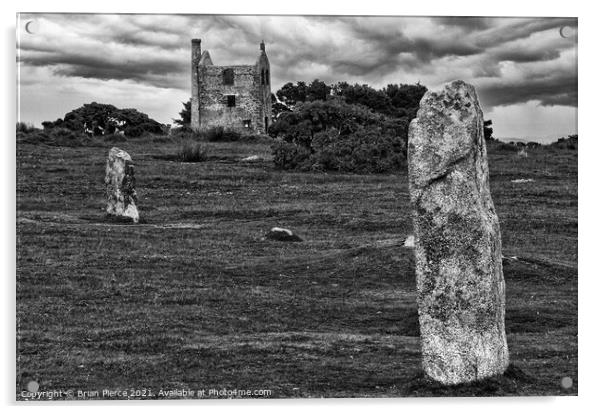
[16,14,577,142]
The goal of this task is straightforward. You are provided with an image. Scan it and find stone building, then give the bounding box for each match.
[190,39,272,134]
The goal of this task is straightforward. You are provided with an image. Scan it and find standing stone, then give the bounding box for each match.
[105,147,139,223]
[408,80,509,385]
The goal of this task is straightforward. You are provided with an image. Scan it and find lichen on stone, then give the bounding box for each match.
[408,80,509,385]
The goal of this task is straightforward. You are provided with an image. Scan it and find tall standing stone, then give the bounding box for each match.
[408,80,509,385]
[105,147,139,223]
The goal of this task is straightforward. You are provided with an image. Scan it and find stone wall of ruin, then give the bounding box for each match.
[191,41,272,134]
[197,65,268,133]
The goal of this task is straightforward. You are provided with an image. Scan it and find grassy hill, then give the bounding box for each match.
[16,138,577,399]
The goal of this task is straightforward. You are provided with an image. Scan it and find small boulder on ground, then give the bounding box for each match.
[241,155,262,162]
[265,227,302,242]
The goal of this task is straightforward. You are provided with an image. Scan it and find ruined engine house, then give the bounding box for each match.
[190,39,272,134]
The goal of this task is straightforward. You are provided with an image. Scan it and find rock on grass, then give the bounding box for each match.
[265,227,302,242]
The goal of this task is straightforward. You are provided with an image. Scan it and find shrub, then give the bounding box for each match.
[177,141,208,162]
[16,122,36,133]
[312,128,405,173]
[272,141,312,170]
[170,126,204,140]
[202,126,242,142]
[269,99,407,173]
[269,99,387,143]
[17,127,99,147]
[272,127,405,173]
[551,135,578,150]
[277,80,427,120]
[488,140,518,152]
[102,133,127,143]
[123,125,143,137]
[42,102,165,137]
[56,128,100,146]
[173,100,191,127]
[171,126,264,142]
[151,135,175,144]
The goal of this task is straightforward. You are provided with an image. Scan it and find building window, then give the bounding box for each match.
[260,70,265,85]
[227,95,236,107]
[266,69,270,84]
[243,119,251,128]
[223,68,234,85]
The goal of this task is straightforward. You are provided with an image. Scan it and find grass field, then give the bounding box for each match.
[16,137,577,399]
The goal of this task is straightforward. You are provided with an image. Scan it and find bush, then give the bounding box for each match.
[171,126,265,143]
[42,102,165,138]
[551,135,578,150]
[526,141,541,149]
[272,127,405,173]
[177,141,208,162]
[170,126,204,140]
[151,135,176,144]
[16,122,36,133]
[269,99,407,173]
[202,126,242,142]
[17,127,99,147]
[488,140,518,152]
[102,133,127,143]
[313,128,405,173]
[272,141,312,170]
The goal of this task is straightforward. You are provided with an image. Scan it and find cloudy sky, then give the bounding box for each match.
[17,14,577,141]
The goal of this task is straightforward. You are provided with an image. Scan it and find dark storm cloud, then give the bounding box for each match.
[20,49,187,89]
[472,17,577,48]
[480,72,577,107]
[492,48,561,63]
[21,51,184,78]
[344,18,482,62]
[433,16,494,31]
[17,14,577,108]
[112,30,185,48]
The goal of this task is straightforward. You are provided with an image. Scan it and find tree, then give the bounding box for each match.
[271,79,428,166]
[275,79,332,106]
[276,81,308,107]
[384,83,427,118]
[174,100,191,127]
[306,79,331,101]
[484,119,494,141]
[271,93,290,120]
[269,99,406,173]
[332,82,392,114]
[331,82,427,119]
[42,102,164,137]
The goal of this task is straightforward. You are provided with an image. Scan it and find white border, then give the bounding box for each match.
[3,1,596,413]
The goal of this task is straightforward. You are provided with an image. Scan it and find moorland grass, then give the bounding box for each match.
[16,138,577,398]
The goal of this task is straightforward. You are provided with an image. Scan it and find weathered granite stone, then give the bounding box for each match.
[408,80,509,385]
[105,147,139,223]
